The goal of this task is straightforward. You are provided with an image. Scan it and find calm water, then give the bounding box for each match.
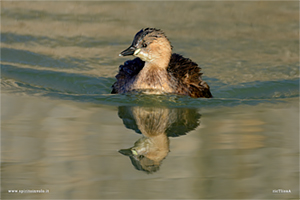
[1,2,299,199]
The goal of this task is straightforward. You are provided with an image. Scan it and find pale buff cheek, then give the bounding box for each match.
[137,50,153,62]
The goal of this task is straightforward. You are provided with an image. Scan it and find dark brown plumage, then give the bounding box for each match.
[111,28,212,98]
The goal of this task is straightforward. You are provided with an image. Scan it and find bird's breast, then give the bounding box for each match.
[130,67,175,94]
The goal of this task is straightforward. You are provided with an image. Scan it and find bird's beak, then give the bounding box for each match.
[119,45,136,57]
[118,148,134,156]
[118,148,139,156]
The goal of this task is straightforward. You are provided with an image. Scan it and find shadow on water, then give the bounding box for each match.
[1,64,112,95]
[118,106,201,173]
[2,61,299,108]
[1,45,299,108]
[1,65,299,107]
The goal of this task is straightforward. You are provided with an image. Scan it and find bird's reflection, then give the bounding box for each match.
[118,106,201,173]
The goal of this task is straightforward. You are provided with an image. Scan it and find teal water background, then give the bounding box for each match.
[1,2,299,199]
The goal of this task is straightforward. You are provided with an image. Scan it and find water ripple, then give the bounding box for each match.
[2,62,298,108]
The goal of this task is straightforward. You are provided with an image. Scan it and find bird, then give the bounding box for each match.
[111,28,212,98]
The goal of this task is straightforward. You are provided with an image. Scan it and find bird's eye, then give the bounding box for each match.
[142,43,147,48]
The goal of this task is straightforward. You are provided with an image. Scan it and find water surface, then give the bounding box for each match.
[1,1,299,199]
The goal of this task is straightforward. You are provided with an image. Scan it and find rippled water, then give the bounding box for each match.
[1,2,299,199]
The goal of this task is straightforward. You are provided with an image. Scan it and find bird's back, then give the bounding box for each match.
[168,53,212,98]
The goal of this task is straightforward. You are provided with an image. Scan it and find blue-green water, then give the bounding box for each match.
[1,1,299,199]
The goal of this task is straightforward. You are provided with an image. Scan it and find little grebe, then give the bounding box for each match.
[111,28,212,98]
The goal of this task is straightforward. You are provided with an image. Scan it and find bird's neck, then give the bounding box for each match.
[144,54,171,70]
